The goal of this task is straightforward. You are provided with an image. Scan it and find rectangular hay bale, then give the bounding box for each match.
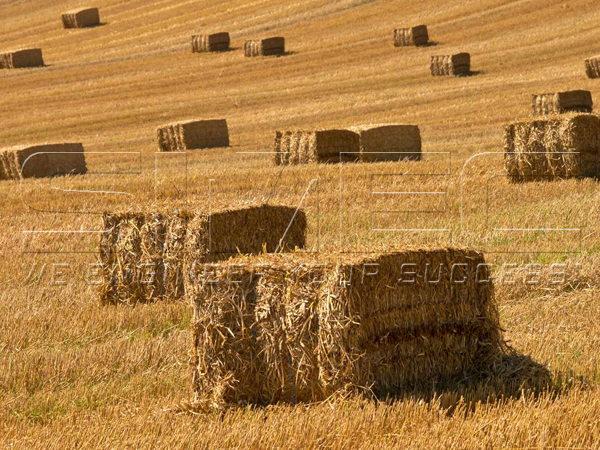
[504,113,600,182]
[0,49,44,69]
[191,32,230,52]
[189,249,503,410]
[0,143,86,180]
[393,25,428,46]
[98,204,307,304]
[351,124,422,162]
[61,8,100,28]
[430,53,470,76]
[157,119,229,151]
[532,90,593,116]
[244,37,285,57]
[273,129,360,165]
[585,55,600,79]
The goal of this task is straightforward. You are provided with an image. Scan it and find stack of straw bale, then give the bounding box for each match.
[430,53,470,76]
[157,119,229,151]
[0,49,44,69]
[244,37,285,57]
[585,55,600,79]
[393,25,428,46]
[351,124,422,162]
[531,90,593,116]
[273,129,360,165]
[0,143,86,180]
[504,113,600,182]
[98,204,307,304]
[61,8,100,28]
[191,33,230,52]
[189,249,504,410]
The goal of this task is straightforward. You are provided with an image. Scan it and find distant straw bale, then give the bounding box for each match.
[0,49,44,69]
[157,119,229,151]
[191,32,230,52]
[98,204,307,304]
[189,249,505,410]
[244,37,285,57]
[585,55,600,79]
[532,90,593,116]
[61,8,100,28]
[0,143,86,181]
[273,129,360,165]
[393,25,428,46]
[430,53,470,76]
[351,124,422,162]
[504,113,600,182]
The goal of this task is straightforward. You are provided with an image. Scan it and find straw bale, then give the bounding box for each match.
[99,204,307,304]
[504,113,600,182]
[244,37,285,57]
[191,32,230,52]
[189,249,505,410]
[393,25,428,47]
[430,53,470,76]
[0,49,44,69]
[532,90,593,116]
[585,55,600,79]
[351,124,422,162]
[157,119,229,151]
[61,8,100,28]
[0,143,86,180]
[273,129,360,165]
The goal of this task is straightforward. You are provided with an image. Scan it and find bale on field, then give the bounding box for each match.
[585,55,600,79]
[273,129,360,165]
[98,204,307,304]
[351,124,422,162]
[157,119,229,151]
[393,25,428,47]
[61,8,100,28]
[0,143,86,180]
[191,32,230,52]
[531,90,593,116]
[430,53,470,76]
[504,113,600,182]
[0,49,44,69]
[244,37,285,57]
[189,249,505,410]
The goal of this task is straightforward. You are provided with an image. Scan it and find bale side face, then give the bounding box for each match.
[354,124,422,162]
[0,49,44,69]
[189,249,504,409]
[273,129,360,165]
[99,205,307,304]
[1,143,86,180]
[393,25,428,46]
[157,119,229,151]
[430,53,470,76]
[504,114,600,182]
[192,33,230,52]
[585,56,600,79]
[532,90,593,116]
[244,38,285,56]
[62,8,100,28]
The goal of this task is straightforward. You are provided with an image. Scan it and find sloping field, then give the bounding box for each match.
[2,0,600,448]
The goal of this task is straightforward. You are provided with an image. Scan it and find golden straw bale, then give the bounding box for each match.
[61,8,100,28]
[531,90,593,116]
[189,249,505,410]
[504,113,600,182]
[585,55,600,79]
[157,119,229,151]
[0,49,44,69]
[273,129,360,165]
[430,53,470,76]
[393,25,428,46]
[244,37,285,57]
[351,124,422,162]
[0,143,86,180]
[191,32,230,52]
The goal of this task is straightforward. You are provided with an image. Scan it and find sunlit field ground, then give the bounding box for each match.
[2,0,600,448]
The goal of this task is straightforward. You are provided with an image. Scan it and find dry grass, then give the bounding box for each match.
[2,0,600,448]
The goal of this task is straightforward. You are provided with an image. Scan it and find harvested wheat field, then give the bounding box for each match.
[191,32,230,53]
[393,25,429,47]
[61,8,101,29]
[0,143,86,180]
[0,48,44,68]
[157,119,229,151]
[3,0,600,448]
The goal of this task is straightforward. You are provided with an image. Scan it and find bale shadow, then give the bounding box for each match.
[458,70,482,77]
[76,22,108,29]
[417,41,439,47]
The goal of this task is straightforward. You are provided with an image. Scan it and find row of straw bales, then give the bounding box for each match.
[189,249,505,410]
[0,48,44,69]
[98,204,306,304]
[0,143,86,180]
[157,119,230,151]
[190,33,286,56]
[273,124,422,165]
[62,8,100,29]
